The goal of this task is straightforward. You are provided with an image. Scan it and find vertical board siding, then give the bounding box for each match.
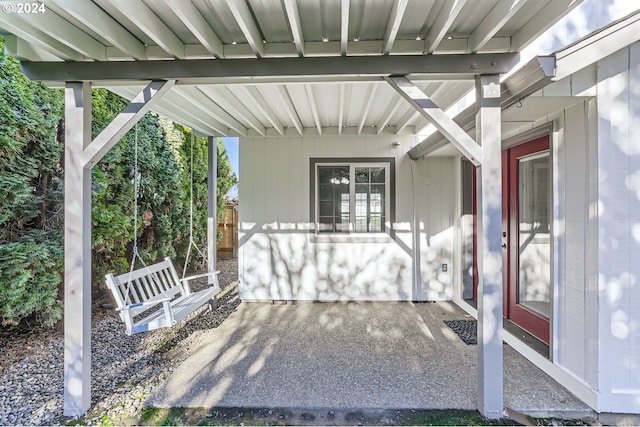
[596,42,640,412]
[239,134,455,302]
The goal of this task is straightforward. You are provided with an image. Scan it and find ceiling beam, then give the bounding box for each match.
[200,86,267,136]
[341,0,350,55]
[111,0,185,59]
[283,0,305,57]
[511,0,581,51]
[338,83,347,135]
[468,0,528,53]
[227,0,265,58]
[277,86,304,135]
[357,84,379,134]
[234,86,285,135]
[175,86,248,136]
[50,0,146,60]
[20,53,520,82]
[165,0,223,58]
[3,35,61,61]
[383,0,409,55]
[424,0,468,53]
[385,75,481,165]
[304,85,322,135]
[0,13,84,60]
[376,96,403,134]
[395,110,420,134]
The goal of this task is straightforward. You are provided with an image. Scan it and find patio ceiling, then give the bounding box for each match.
[0,0,584,137]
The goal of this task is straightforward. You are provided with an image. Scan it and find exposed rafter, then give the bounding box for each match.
[341,0,350,55]
[283,0,305,57]
[227,0,265,58]
[395,110,419,134]
[338,83,346,135]
[51,0,145,60]
[357,84,379,134]
[235,85,285,135]
[376,96,403,135]
[383,0,409,55]
[511,0,578,51]
[0,13,84,60]
[165,0,223,58]
[111,0,185,59]
[277,85,303,135]
[304,85,322,135]
[201,86,267,136]
[3,35,61,61]
[20,53,520,82]
[468,0,528,53]
[424,0,468,53]
[176,87,248,136]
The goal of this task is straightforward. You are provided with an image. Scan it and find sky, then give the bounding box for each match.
[221,137,239,197]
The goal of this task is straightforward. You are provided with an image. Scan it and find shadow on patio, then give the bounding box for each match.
[145,300,591,418]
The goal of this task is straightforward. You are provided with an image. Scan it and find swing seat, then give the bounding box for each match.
[105,257,220,335]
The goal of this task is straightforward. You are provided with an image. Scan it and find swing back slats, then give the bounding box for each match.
[105,257,220,335]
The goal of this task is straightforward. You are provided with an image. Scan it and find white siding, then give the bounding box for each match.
[595,41,640,413]
[239,134,456,302]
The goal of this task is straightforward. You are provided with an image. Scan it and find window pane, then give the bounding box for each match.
[317,166,350,233]
[370,167,385,183]
[355,168,369,183]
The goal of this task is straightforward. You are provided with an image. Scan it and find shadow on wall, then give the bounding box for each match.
[238,221,453,302]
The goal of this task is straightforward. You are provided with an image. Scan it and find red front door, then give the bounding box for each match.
[503,136,551,344]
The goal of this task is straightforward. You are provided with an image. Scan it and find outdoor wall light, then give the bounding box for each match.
[392,141,401,148]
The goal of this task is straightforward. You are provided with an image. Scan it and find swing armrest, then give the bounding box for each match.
[180,271,220,295]
[116,296,172,312]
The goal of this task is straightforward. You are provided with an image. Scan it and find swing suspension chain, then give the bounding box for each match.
[182,132,208,279]
[124,124,147,305]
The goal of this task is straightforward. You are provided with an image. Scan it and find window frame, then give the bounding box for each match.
[310,157,395,236]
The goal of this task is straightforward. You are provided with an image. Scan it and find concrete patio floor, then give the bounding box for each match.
[146,301,593,418]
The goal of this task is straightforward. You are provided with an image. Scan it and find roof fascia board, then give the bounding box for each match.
[19,53,519,82]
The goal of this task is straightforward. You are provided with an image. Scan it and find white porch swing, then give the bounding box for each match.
[105,127,220,335]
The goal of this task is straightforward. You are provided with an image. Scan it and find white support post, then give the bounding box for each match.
[475,74,504,419]
[63,81,92,416]
[207,136,217,283]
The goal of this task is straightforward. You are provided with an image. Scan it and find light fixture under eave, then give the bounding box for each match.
[322,37,329,42]
[392,141,401,148]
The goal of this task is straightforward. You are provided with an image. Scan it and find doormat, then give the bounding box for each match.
[443,320,477,345]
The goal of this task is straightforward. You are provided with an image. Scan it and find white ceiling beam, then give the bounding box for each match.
[376,96,403,135]
[2,35,61,61]
[227,0,265,58]
[0,14,83,60]
[163,91,232,136]
[304,85,322,135]
[111,0,185,59]
[10,10,106,60]
[385,76,481,165]
[165,0,224,58]
[338,83,345,135]
[175,86,248,136]
[395,110,420,134]
[468,0,528,53]
[277,86,304,135]
[511,0,582,51]
[283,0,305,57]
[234,86,285,135]
[424,0,469,53]
[83,81,175,167]
[110,87,219,137]
[341,0,350,55]
[357,84,379,134]
[200,86,267,136]
[50,0,146,60]
[383,0,409,55]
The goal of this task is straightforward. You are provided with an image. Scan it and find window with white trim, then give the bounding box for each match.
[314,161,391,233]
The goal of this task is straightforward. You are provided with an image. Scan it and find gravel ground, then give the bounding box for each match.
[0,258,239,426]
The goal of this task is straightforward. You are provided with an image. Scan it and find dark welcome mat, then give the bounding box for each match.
[443,319,477,345]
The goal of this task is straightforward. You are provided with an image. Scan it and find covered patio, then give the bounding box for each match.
[147,300,590,417]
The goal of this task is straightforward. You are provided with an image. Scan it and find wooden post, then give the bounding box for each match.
[63,81,92,416]
[475,74,504,419]
[208,136,217,282]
